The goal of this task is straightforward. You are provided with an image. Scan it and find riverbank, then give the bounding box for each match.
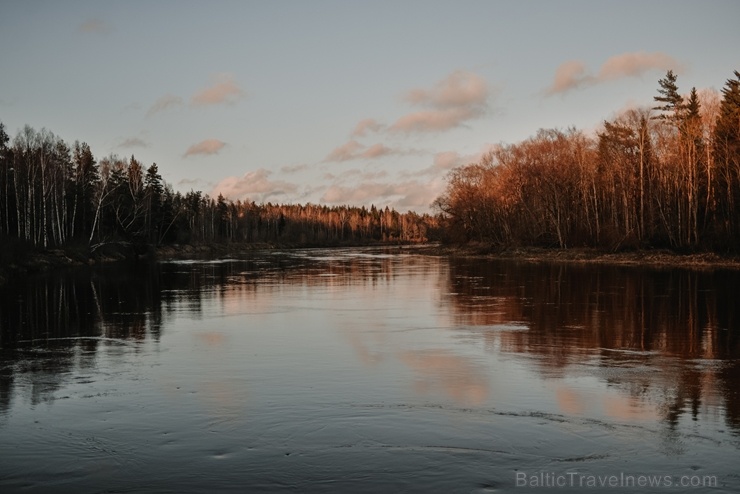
[410,243,740,270]
[0,239,413,284]
[4,241,740,286]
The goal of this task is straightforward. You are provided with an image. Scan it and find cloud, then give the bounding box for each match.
[390,107,481,133]
[390,70,489,133]
[147,94,184,117]
[118,137,148,149]
[325,140,364,162]
[78,18,112,34]
[324,140,404,162]
[191,74,245,106]
[351,118,385,137]
[361,143,396,159]
[405,70,488,108]
[545,60,592,95]
[598,51,683,80]
[321,182,405,204]
[183,139,227,157]
[320,177,444,212]
[211,169,298,202]
[546,51,683,95]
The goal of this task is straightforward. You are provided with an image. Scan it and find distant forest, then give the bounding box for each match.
[1,70,739,257]
[0,125,438,253]
[435,70,740,252]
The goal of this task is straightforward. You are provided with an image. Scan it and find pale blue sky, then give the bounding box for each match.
[1,0,738,212]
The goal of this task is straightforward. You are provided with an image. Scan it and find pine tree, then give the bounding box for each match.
[653,70,684,122]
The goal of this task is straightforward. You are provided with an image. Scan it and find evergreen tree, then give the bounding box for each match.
[144,163,164,242]
[653,70,684,122]
[72,141,98,240]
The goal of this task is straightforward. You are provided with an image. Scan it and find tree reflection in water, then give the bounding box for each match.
[444,258,740,434]
[1,252,738,440]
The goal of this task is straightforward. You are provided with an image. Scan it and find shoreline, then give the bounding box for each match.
[3,242,740,285]
[409,243,740,270]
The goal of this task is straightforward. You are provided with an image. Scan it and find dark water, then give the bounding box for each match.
[1,248,739,493]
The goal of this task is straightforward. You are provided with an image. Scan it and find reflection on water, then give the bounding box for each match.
[445,259,740,432]
[0,249,739,492]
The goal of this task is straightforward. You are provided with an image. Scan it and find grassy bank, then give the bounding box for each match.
[411,243,740,270]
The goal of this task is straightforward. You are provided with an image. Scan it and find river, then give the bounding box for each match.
[1,248,738,492]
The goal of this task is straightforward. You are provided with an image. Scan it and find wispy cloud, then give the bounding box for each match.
[390,107,481,133]
[183,139,227,157]
[212,169,298,202]
[546,51,683,95]
[325,140,364,162]
[362,143,396,159]
[598,52,683,80]
[545,60,592,95]
[320,177,444,212]
[405,70,488,108]
[147,94,184,117]
[117,137,148,149]
[390,70,489,133]
[351,118,385,137]
[78,18,112,34]
[191,74,245,106]
[324,140,404,162]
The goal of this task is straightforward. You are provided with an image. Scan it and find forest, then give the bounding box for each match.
[0,123,438,259]
[434,70,740,252]
[1,70,739,260]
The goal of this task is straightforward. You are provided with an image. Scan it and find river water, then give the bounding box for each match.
[1,248,738,493]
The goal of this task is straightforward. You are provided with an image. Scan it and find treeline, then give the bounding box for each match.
[435,70,740,252]
[0,124,437,253]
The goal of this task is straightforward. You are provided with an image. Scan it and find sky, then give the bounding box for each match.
[1,0,739,213]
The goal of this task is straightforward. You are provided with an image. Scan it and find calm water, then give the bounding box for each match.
[1,248,739,493]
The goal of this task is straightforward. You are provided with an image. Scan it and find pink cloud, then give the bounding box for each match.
[324,140,403,162]
[547,51,683,96]
[545,60,592,95]
[320,178,443,212]
[351,118,385,137]
[405,70,488,108]
[361,143,395,159]
[598,51,683,80]
[390,107,481,133]
[191,74,245,106]
[146,94,184,117]
[325,140,364,162]
[391,70,489,133]
[183,139,227,157]
[211,168,298,202]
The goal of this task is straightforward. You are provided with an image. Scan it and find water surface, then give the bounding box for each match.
[1,248,739,492]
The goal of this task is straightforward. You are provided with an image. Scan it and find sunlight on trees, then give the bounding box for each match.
[434,70,740,252]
